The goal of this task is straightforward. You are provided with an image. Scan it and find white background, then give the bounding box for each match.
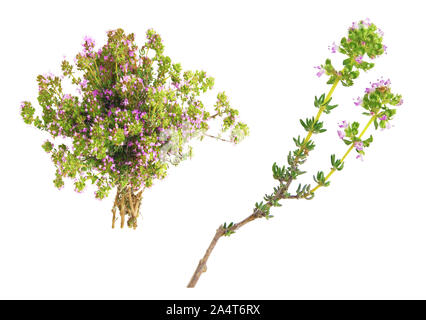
[1,0,425,299]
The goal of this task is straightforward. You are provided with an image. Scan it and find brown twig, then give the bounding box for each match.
[187,143,310,287]
[111,187,121,229]
[128,187,136,217]
[112,209,117,228]
[120,193,125,228]
[187,212,261,288]
[110,185,144,229]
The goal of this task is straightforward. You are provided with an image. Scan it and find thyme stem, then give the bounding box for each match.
[311,114,377,193]
[187,78,341,288]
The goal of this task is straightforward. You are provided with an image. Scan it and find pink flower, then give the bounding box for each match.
[379,115,387,121]
[83,36,95,47]
[361,18,371,27]
[337,130,345,139]
[353,97,362,106]
[314,65,325,77]
[328,42,338,53]
[355,55,363,64]
[338,120,348,128]
[123,98,129,106]
[397,98,403,106]
[356,154,364,161]
[80,79,88,89]
[354,141,364,151]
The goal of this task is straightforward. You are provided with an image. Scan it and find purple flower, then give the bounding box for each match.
[83,36,95,47]
[354,141,364,151]
[337,130,345,140]
[361,18,371,27]
[377,28,384,37]
[123,98,129,106]
[397,98,403,106]
[338,120,348,129]
[328,42,338,53]
[353,97,362,106]
[382,44,387,54]
[379,115,387,121]
[80,79,88,89]
[356,154,364,161]
[355,55,363,64]
[314,65,325,77]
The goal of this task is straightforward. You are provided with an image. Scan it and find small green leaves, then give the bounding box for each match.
[362,135,373,147]
[20,101,36,125]
[314,94,338,114]
[300,117,327,134]
[344,121,360,138]
[293,135,303,147]
[53,171,65,190]
[264,192,282,208]
[230,122,249,144]
[322,98,338,114]
[299,117,311,132]
[42,140,54,153]
[360,81,402,124]
[314,94,326,108]
[293,136,315,151]
[272,162,286,182]
[255,201,273,219]
[323,59,339,85]
[313,171,330,187]
[330,154,344,171]
[223,222,235,237]
[295,183,312,199]
[343,139,352,145]
[340,67,360,87]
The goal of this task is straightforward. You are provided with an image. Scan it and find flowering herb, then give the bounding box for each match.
[21,29,249,229]
[188,19,403,288]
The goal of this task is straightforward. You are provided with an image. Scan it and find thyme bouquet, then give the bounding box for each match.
[21,29,248,229]
[188,19,403,287]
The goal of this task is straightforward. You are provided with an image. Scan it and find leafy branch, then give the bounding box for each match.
[187,18,399,288]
